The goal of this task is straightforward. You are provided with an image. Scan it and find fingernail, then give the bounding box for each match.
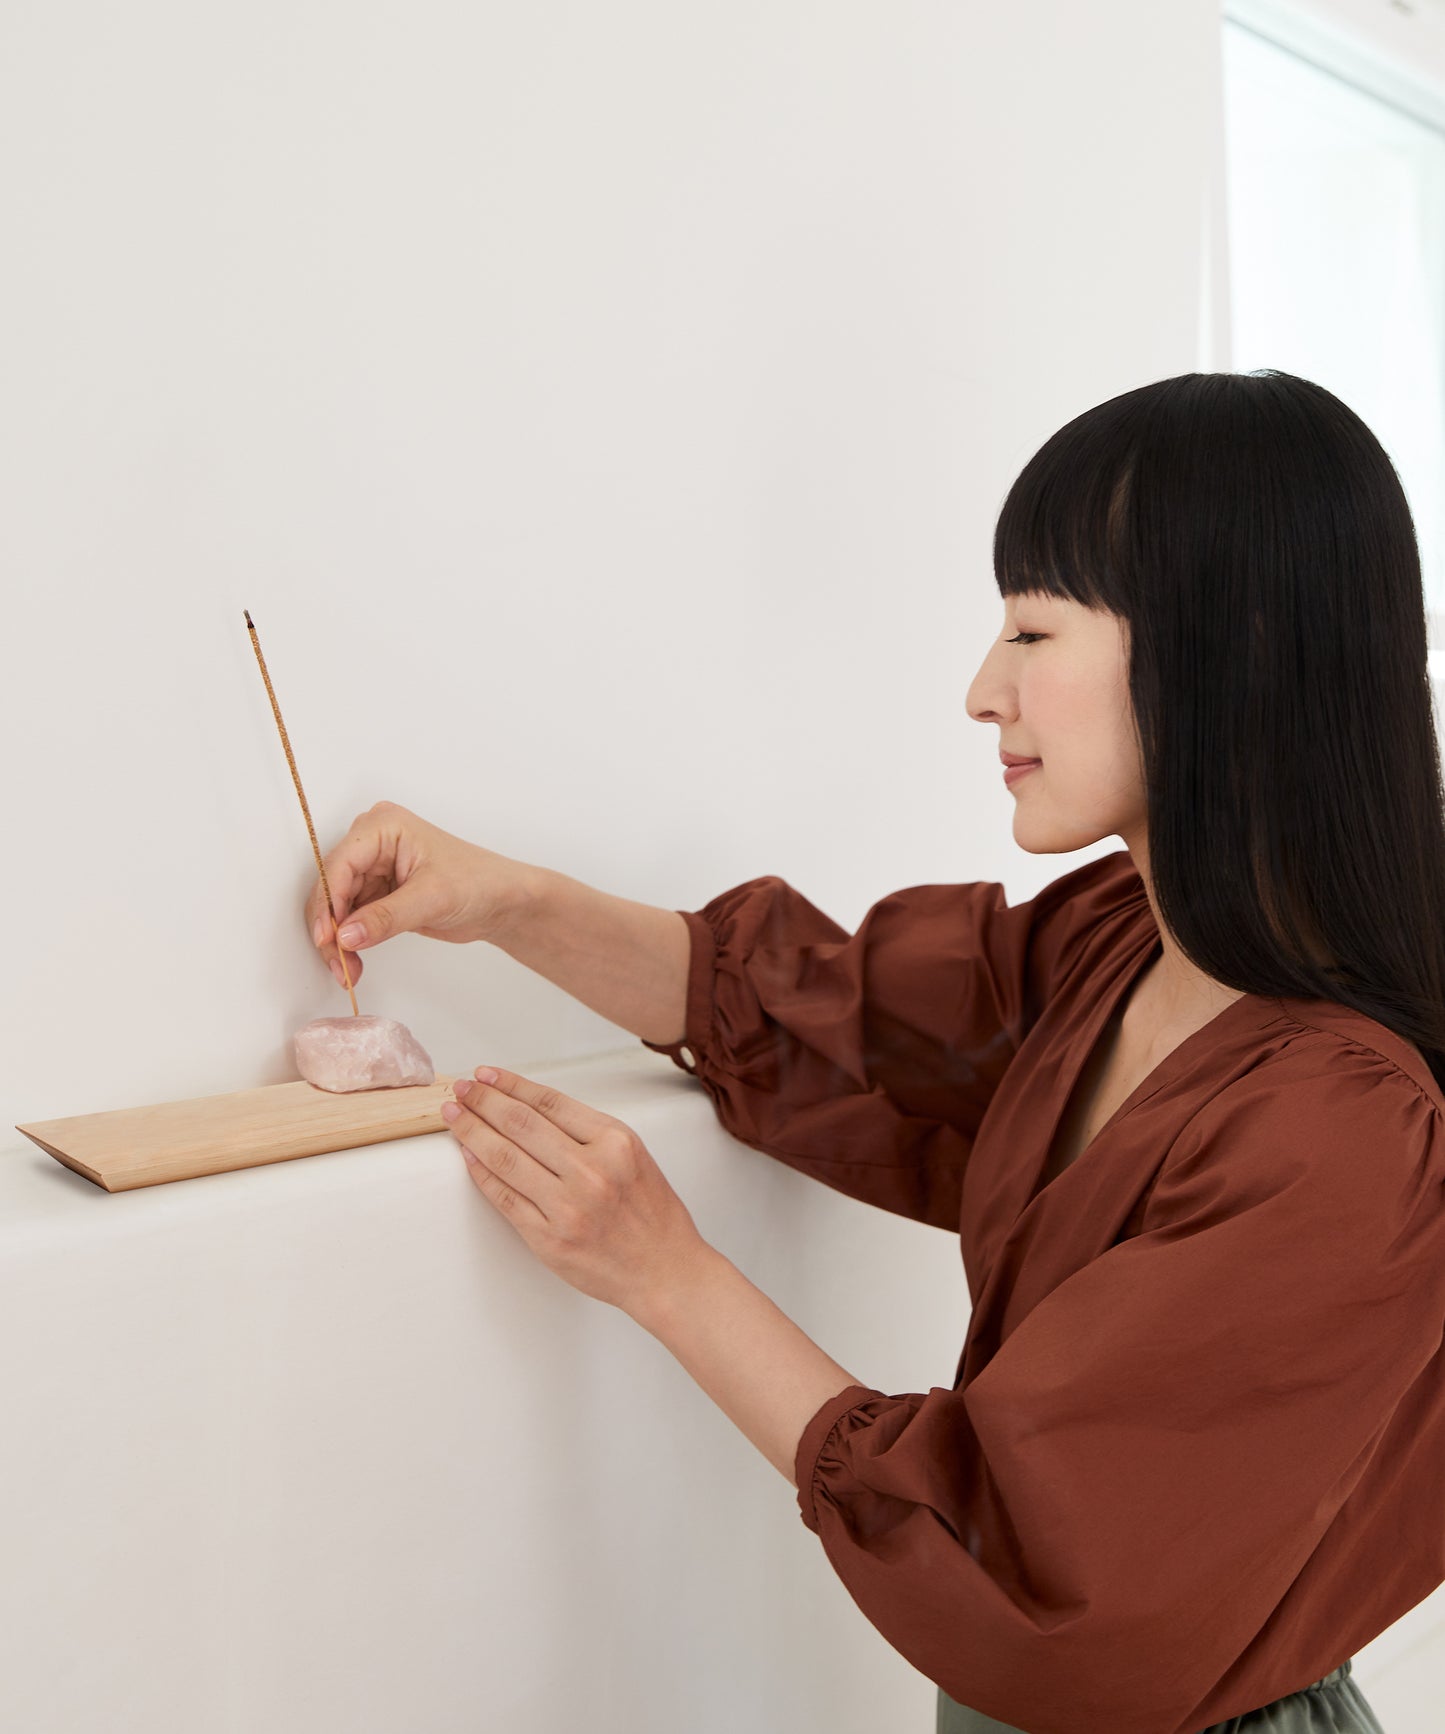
[313,917,324,946]
[441,1102,461,1122]
[338,924,363,947]
[453,1080,471,1100]
[475,1066,499,1085]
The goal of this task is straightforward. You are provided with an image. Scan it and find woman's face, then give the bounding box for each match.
[965,591,1146,855]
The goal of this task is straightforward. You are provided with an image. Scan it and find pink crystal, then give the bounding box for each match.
[293,1015,436,1092]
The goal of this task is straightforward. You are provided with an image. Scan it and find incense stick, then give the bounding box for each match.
[244,609,360,1017]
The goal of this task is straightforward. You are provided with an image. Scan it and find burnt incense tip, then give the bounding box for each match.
[244,609,255,628]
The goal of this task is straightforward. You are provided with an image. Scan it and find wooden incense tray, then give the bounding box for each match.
[15,1073,461,1192]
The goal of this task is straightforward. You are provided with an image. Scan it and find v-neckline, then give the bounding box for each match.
[1022,918,1265,1212]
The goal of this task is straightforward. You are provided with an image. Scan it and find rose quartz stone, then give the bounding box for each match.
[293,1015,436,1092]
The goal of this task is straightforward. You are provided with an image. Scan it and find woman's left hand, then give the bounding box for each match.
[441,1064,710,1316]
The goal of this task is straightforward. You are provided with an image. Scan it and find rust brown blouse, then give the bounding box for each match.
[641,849,1445,1734]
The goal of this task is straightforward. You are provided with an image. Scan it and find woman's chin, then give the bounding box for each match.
[1012,808,1115,856]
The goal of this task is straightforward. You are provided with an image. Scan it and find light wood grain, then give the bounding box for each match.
[15,1074,460,1191]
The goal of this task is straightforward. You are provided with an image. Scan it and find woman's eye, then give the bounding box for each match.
[1005,632,1043,645]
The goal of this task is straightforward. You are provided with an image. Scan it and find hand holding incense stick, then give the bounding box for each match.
[244,610,437,1093]
[244,609,360,1018]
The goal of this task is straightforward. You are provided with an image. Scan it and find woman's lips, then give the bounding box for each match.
[1003,760,1041,787]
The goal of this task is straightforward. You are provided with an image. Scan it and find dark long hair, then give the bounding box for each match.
[994,369,1445,1096]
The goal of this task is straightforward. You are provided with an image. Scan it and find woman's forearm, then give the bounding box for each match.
[491,862,692,1048]
[628,1244,865,1486]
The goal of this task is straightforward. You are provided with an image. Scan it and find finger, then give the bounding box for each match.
[317,885,377,975]
[460,1143,550,1231]
[309,889,360,969]
[444,1099,557,1221]
[305,905,365,989]
[451,1077,582,1181]
[463,1067,615,1148]
[306,819,388,959]
[314,872,390,979]
[328,939,364,990]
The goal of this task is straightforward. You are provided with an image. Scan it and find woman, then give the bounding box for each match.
[306,372,1443,1733]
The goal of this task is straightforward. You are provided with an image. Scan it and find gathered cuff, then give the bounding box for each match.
[794,1382,881,1533]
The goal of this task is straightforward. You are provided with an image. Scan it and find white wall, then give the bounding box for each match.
[1,1051,988,1734]
[0,0,1220,1124]
[0,4,1263,1732]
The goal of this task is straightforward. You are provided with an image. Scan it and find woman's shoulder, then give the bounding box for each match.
[1159,994,1445,1216]
[1259,993,1445,1121]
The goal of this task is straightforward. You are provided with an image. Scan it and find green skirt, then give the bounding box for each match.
[936,1659,1385,1733]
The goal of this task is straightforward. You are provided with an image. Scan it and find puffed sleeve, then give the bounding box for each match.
[790,1044,1445,1734]
[641,852,1143,1229]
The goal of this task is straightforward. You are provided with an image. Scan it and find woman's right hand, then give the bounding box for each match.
[303,800,530,991]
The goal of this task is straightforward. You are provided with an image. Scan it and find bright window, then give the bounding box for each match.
[1222,4,1445,662]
